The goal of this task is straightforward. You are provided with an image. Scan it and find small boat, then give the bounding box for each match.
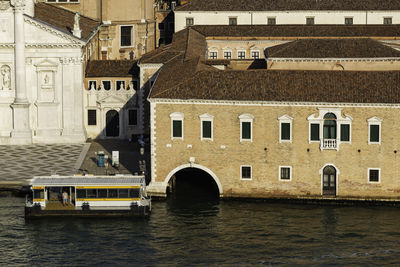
[25,175,151,218]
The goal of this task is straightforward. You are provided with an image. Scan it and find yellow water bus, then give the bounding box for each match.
[25,175,151,217]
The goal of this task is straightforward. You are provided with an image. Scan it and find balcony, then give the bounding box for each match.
[321,139,337,150]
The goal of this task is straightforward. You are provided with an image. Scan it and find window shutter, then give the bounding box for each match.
[242,122,251,139]
[340,124,350,142]
[370,125,380,142]
[202,121,212,138]
[310,123,320,141]
[173,120,182,138]
[281,123,290,140]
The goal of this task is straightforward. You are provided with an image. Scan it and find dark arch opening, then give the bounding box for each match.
[167,168,220,201]
[106,110,119,137]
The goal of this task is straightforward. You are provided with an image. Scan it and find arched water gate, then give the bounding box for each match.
[164,163,223,199]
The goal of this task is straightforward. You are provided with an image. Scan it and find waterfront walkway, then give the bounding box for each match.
[0,140,149,193]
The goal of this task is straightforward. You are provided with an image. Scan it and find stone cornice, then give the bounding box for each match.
[149,98,400,108]
[25,43,82,48]
[0,44,15,48]
[24,16,85,46]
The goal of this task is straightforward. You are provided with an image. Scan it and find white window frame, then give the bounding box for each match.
[307,108,353,150]
[101,80,112,91]
[120,25,134,48]
[186,17,194,27]
[170,112,184,140]
[344,17,353,25]
[278,115,293,143]
[306,16,315,25]
[237,50,246,59]
[267,17,276,25]
[340,123,351,143]
[229,17,238,25]
[240,165,252,181]
[251,50,260,59]
[383,17,393,24]
[208,50,218,59]
[239,113,254,142]
[279,166,292,181]
[367,116,382,145]
[368,168,381,184]
[88,80,97,90]
[199,113,214,141]
[223,50,232,59]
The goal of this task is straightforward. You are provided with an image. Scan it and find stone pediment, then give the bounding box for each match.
[24,17,84,46]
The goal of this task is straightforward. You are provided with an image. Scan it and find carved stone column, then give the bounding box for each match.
[11,0,32,144]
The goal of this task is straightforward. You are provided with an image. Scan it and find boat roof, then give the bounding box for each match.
[30,175,145,187]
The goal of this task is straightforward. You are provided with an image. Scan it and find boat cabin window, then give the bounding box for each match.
[119,189,129,198]
[76,188,141,199]
[33,189,44,199]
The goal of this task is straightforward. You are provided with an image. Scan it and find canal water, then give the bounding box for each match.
[1,196,400,266]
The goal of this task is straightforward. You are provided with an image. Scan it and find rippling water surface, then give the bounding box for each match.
[1,196,400,266]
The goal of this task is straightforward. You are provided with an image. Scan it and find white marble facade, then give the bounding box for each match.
[0,0,87,144]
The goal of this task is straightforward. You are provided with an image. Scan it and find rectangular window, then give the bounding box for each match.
[238,51,246,59]
[128,110,138,126]
[33,190,44,199]
[370,125,380,143]
[172,120,183,138]
[131,80,138,90]
[118,189,129,198]
[251,51,260,59]
[241,121,251,140]
[345,17,353,25]
[86,189,97,198]
[88,110,97,126]
[102,81,111,90]
[310,123,320,141]
[224,51,232,59]
[121,26,133,47]
[186,17,194,26]
[116,81,125,90]
[384,17,392,24]
[98,189,108,198]
[267,17,276,25]
[209,51,218,59]
[306,17,315,25]
[202,120,212,139]
[280,166,291,181]
[241,166,252,180]
[369,169,380,183]
[340,124,350,142]
[129,188,140,198]
[108,189,118,198]
[77,189,86,198]
[229,17,237,25]
[88,80,97,90]
[281,122,291,141]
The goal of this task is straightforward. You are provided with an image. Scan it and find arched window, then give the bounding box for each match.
[323,113,337,139]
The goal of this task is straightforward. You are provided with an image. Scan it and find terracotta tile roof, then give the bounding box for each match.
[150,70,400,104]
[85,60,138,77]
[34,2,100,41]
[145,26,400,104]
[192,25,400,38]
[177,0,400,11]
[265,39,400,58]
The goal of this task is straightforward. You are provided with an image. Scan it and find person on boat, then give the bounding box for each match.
[62,191,69,206]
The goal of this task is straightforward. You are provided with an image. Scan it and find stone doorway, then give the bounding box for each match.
[322,165,337,196]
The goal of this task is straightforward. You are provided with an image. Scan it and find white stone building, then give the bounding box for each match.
[175,0,400,32]
[0,0,99,144]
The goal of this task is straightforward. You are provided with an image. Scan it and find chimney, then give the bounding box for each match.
[72,12,82,38]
